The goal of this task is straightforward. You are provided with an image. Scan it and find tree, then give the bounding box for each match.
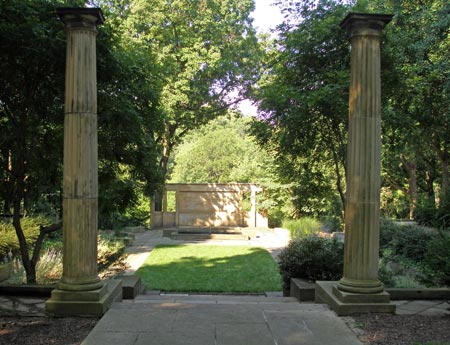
[368,0,450,220]
[0,0,68,283]
[0,0,164,282]
[169,114,274,184]
[121,0,262,178]
[253,0,352,218]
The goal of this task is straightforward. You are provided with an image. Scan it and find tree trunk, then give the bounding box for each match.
[408,163,417,220]
[12,183,37,284]
[11,120,37,284]
[440,157,449,193]
[400,154,417,220]
[159,123,177,180]
[433,141,449,193]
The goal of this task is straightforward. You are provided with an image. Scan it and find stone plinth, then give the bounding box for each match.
[316,281,395,316]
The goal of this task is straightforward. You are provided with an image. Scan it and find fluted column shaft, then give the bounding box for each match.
[338,13,392,294]
[57,8,104,291]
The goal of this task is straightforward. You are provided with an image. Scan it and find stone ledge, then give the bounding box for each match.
[290,278,315,301]
[386,288,450,300]
[115,275,144,299]
[0,284,54,297]
[290,278,450,302]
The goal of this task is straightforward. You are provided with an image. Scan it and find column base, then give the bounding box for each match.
[315,281,395,316]
[45,279,122,317]
[337,277,384,294]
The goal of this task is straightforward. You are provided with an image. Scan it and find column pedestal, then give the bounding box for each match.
[316,12,395,315]
[45,8,121,317]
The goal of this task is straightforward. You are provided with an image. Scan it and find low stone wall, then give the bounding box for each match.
[290,278,450,302]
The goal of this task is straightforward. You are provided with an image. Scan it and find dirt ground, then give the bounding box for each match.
[1,313,450,345]
[352,313,450,344]
[0,316,98,345]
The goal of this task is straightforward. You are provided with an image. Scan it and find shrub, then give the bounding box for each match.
[97,234,126,271]
[282,217,323,239]
[415,190,450,229]
[278,236,343,293]
[379,219,436,262]
[414,194,438,227]
[0,216,52,257]
[321,194,344,232]
[268,209,284,228]
[378,249,427,288]
[424,231,450,286]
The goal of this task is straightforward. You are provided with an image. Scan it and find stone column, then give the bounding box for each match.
[58,7,104,292]
[46,8,122,317]
[337,12,393,295]
[315,13,395,315]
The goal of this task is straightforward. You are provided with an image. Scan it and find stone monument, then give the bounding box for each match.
[46,8,121,317]
[315,12,396,315]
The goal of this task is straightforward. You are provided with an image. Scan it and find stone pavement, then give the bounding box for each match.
[81,294,362,345]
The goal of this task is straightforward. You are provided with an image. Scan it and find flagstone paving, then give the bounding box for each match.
[82,294,362,345]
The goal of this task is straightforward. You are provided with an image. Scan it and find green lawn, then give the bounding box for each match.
[135,244,282,293]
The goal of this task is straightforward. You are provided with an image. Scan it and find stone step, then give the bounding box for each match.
[134,293,299,305]
[115,275,145,299]
[177,228,244,234]
[170,233,248,241]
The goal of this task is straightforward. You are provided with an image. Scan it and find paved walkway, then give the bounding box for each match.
[82,294,362,345]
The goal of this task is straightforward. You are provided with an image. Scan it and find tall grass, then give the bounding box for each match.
[7,249,63,285]
[282,217,323,239]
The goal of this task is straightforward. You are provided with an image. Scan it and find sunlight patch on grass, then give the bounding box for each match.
[135,244,282,293]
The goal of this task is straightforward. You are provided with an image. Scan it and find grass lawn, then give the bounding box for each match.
[135,244,282,293]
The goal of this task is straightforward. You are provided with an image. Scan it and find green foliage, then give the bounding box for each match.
[424,231,450,286]
[378,219,450,287]
[415,190,450,229]
[253,0,350,218]
[170,115,275,184]
[120,0,262,178]
[414,194,440,227]
[378,248,427,288]
[320,194,344,232]
[368,0,450,217]
[282,218,323,240]
[380,187,410,220]
[379,219,436,262]
[0,216,51,257]
[278,236,343,293]
[97,233,126,271]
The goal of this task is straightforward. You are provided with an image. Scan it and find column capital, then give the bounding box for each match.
[57,7,104,31]
[340,12,393,38]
